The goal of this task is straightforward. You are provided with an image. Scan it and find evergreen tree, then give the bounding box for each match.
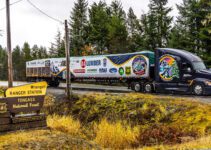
[144,0,173,49]
[12,46,25,80]
[198,0,211,64]
[22,42,31,61]
[31,44,39,59]
[107,0,128,54]
[70,0,88,56]
[0,46,8,80]
[49,30,65,58]
[88,1,109,54]
[38,46,48,59]
[127,7,143,51]
[175,0,207,55]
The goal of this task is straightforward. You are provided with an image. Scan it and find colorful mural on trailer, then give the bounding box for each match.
[26,52,153,79]
[69,54,150,78]
[132,56,147,75]
[159,55,180,81]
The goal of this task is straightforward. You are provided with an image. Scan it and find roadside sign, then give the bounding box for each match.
[0,81,48,132]
[6,81,47,97]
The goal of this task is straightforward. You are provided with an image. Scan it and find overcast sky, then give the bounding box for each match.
[0,0,183,50]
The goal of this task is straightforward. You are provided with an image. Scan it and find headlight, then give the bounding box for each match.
[205,81,211,86]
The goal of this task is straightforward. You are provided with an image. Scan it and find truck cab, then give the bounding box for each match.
[154,48,211,95]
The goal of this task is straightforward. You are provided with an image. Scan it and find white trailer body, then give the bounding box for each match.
[67,51,154,79]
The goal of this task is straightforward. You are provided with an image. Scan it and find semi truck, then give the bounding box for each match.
[26,48,211,95]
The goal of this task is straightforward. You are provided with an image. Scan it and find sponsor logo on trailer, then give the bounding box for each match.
[99,68,107,73]
[87,69,98,73]
[87,60,101,66]
[81,59,86,68]
[74,69,86,73]
[103,58,107,67]
[125,67,131,75]
[119,67,124,76]
[109,68,117,73]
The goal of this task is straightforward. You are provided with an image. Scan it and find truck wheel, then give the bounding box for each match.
[193,84,204,96]
[133,82,141,92]
[144,83,153,93]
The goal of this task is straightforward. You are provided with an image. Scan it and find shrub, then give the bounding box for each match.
[138,124,198,145]
[94,119,139,149]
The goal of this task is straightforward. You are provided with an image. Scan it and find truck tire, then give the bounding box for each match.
[193,83,204,96]
[144,82,153,93]
[133,82,141,92]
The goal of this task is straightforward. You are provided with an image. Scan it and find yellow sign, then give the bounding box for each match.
[6,81,48,98]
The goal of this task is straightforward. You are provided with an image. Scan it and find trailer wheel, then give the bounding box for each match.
[144,83,153,93]
[133,82,141,92]
[193,83,204,96]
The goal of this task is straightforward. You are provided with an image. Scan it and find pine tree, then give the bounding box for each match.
[88,1,109,54]
[144,0,173,49]
[107,0,128,54]
[0,46,8,80]
[22,42,31,61]
[38,46,48,59]
[127,7,143,52]
[13,46,25,80]
[49,30,65,58]
[70,0,88,56]
[31,44,39,59]
[198,0,211,64]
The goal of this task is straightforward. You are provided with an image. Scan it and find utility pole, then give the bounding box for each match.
[64,20,71,100]
[6,0,13,87]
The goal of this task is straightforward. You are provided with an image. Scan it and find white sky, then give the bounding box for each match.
[0,0,183,50]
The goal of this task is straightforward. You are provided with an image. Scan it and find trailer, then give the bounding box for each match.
[26,48,211,95]
[26,58,66,87]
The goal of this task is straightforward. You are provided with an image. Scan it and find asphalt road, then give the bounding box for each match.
[0,81,211,104]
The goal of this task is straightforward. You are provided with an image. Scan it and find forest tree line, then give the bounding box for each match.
[0,0,210,80]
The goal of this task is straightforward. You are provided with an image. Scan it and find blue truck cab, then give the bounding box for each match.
[154,48,211,95]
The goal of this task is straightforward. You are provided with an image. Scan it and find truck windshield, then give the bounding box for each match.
[193,61,206,71]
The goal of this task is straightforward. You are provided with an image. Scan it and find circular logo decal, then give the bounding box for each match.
[81,59,86,68]
[159,55,179,81]
[132,56,147,75]
[119,67,124,76]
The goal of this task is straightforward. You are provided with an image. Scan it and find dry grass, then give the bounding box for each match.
[47,115,81,136]
[142,136,211,150]
[0,130,100,150]
[94,119,139,149]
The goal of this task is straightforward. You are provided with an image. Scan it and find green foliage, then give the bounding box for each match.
[49,30,65,58]
[88,1,109,54]
[69,0,88,56]
[0,46,8,80]
[172,0,211,59]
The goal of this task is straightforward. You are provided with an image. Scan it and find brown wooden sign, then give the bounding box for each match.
[0,82,48,132]
[6,96,44,114]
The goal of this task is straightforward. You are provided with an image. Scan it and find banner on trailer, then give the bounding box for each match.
[70,54,150,78]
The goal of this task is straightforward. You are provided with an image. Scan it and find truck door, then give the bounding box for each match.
[155,53,181,92]
[178,61,194,91]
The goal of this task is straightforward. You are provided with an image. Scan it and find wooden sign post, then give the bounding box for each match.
[0,81,48,132]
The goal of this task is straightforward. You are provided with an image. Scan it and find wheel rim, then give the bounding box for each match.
[194,85,203,95]
[134,83,140,92]
[145,84,152,92]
